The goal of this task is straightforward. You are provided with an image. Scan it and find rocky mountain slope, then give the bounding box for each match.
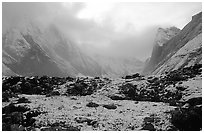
[142,27,180,74]
[2,63,17,76]
[143,12,202,75]
[2,22,143,78]
[153,33,202,74]
[2,22,103,77]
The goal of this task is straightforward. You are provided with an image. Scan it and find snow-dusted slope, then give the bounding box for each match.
[2,21,146,77]
[2,22,103,77]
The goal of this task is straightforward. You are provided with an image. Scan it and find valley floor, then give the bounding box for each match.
[2,65,202,131]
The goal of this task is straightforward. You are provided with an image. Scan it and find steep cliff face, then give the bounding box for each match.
[142,27,180,74]
[153,33,202,74]
[143,12,202,75]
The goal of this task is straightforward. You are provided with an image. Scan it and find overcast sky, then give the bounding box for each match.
[2,2,202,60]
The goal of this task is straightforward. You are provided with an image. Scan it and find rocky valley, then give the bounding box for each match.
[2,3,202,131]
[2,63,202,131]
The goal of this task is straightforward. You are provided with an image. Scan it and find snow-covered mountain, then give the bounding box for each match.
[143,12,202,75]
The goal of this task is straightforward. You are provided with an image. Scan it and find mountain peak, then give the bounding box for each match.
[155,26,180,46]
[192,12,202,21]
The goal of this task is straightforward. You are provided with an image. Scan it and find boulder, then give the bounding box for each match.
[109,94,126,100]
[186,97,202,106]
[86,102,100,108]
[75,116,97,125]
[33,86,43,94]
[103,103,117,110]
[119,83,137,100]
[46,90,60,97]
[10,112,24,124]
[141,123,156,131]
[17,97,31,103]
[176,85,188,91]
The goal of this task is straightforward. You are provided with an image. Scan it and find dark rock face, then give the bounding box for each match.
[143,27,181,75]
[170,104,202,131]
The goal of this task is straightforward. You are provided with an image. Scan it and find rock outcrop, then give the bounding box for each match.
[143,12,202,75]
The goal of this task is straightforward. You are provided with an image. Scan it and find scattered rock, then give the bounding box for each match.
[109,94,126,100]
[70,96,78,100]
[103,103,117,110]
[141,123,156,131]
[2,103,42,131]
[10,124,25,131]
[176,85,187,91]
[17,97,31,103]
[66,78,102,96]
[75,116,97,126]
[144,117,154,123]
[3,103,30,114]
[166,125,177,131]
[123,73,142,79]
[86,102,100,108]
[119,83,137,100]
[46,90,60,97]
[40,122,80,131]
[2,91,10,102]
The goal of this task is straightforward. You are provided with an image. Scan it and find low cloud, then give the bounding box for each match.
[2,2,202,61]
